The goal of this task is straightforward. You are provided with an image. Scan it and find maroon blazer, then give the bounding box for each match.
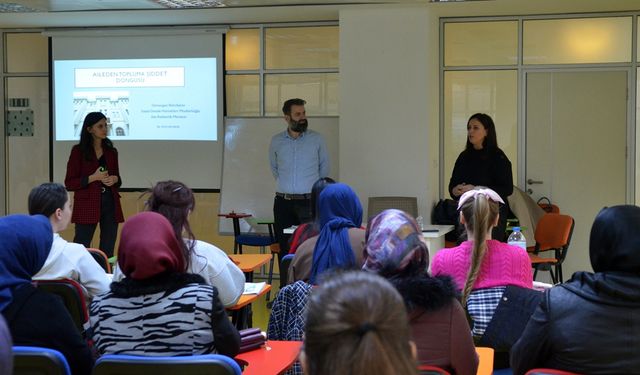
[64,144,124,225]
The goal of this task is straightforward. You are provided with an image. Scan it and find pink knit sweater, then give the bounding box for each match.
[431,240,533,291]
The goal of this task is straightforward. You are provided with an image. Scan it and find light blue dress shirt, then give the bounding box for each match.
[269,129,330,194]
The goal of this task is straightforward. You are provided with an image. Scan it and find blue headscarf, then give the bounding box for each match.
[309,183,363,284]
[0,214,52,311]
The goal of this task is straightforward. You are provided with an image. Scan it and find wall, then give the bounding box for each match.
[59,191,236,255]
[339,5,437,220]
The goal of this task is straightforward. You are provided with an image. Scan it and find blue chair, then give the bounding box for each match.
[13,346,71,375]
[235,218,279,300]
[92,354,242,375]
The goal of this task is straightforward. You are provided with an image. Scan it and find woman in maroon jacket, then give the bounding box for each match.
[65,112,123,257]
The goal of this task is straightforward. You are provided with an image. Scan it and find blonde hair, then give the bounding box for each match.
[459,190,499,307]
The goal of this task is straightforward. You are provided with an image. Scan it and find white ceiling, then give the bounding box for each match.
[2,0,433,12]
[0,0,637,28]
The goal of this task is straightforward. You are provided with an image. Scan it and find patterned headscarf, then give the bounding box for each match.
[118,211,186,280]
[363,209,428,276]
[309,183,363,284]
[0,214,53,311]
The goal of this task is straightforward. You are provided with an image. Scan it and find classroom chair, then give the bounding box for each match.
[32,278,89,334]
[87,247,111,273]
[92,354,242,375]
[13,346,71,375]
[525,369,582,375]
[235,218,279,300]
[418,364,451,374]
[530,214,575,283]
[367,196,418,220]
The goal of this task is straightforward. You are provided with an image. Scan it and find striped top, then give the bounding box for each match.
[90,284,217,356]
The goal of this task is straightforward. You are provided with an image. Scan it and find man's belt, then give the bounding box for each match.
[276,192,311,200]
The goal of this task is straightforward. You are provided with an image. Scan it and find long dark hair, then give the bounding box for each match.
[464,113,499,153]
[28,182,68,217]
[79,112,114,161]
[144,180,196,270]
[311,177,336,229]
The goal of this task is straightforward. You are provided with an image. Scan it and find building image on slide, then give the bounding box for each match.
[73,91,130,137]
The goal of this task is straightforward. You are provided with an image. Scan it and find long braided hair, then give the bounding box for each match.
[459,192,499,307]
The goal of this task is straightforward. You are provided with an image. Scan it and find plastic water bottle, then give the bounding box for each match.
[415,216,424,231]
[507,227,527,250]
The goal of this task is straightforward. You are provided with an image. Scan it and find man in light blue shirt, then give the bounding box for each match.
[269,98,330,257]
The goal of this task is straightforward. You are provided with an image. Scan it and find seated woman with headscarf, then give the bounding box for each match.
[268,183,364,375]
[362,209,478,375]
[511,205,640,375]
[90,211,240,357]
[288,182,366,284]
[0,214,93,375]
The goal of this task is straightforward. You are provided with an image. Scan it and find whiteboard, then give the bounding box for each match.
[219,117,339,234]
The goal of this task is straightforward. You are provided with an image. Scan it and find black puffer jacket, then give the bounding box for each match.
[511,271,640,375]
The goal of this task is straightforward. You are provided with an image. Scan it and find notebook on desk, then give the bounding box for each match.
[243,282,267,295]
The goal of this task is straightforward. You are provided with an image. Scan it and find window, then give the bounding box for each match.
[523,17,632,65]
[225,25,339,117]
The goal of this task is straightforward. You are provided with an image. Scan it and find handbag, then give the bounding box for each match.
[536,196,555,213]
[432,199,458,226]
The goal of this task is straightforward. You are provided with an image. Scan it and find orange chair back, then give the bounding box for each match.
[418,365,451,375]
[534,214,574,252]
[87,248,111,273]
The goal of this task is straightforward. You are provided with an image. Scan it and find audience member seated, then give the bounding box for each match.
[287,177,335,255]
[431,187,532,340]
[288,182,366,284]
[28,182,111,302]
[269,182,364,375]
[90,211,240,357]
[511,205,640,375]
[362,209,478,375]
[0,214,93,375]
[0,315,12,375]
[113,180,244,307]
[301,271,418,375]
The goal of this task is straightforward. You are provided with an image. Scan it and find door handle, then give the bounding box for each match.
[527,178,543,185]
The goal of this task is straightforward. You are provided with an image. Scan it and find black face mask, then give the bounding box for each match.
[289,118,308,133]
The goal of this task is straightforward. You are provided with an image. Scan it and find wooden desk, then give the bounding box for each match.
[235,340,302,375]
[229,253,273,280]
[475,347,494,375]
[219,212,252,254]
[228,283,272,329]
[422,225,454,260]
[227,254,273,329]
[228,284,272,311]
